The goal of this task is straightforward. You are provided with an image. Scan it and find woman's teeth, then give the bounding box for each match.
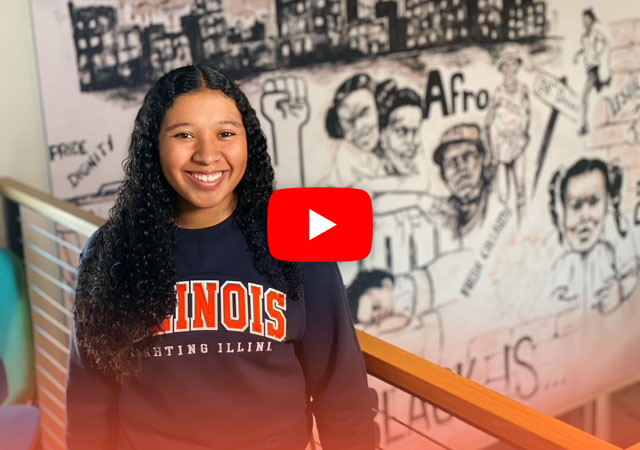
[192,172,222,182]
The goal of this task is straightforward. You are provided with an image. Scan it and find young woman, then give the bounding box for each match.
[66,65,375,450]
[548,158,638,315]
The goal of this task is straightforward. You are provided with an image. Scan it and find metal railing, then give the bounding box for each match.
[0,176,636,450]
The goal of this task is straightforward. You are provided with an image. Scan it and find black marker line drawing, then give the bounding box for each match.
[322,73,429,193]
[347,269,435,336]
[530,71,580,197]
[364,122,498,263]
[430,123,494,245]
[67,0,549,92]
[573,8,611,136]
[625,105,640,145]
[322,73,385,188]
[359,79,431,193]
[635,181,640,227]
[485,47,530,220]
[548,158,639,315]
[345,265,446,372]
[377,79,424,177]
[66,180,121,219]
[260,74,310,187]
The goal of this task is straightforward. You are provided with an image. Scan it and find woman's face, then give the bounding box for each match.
[336,88,379,153]
[563,169,608,253]
[158,89,248,227]
[380,105,423,173]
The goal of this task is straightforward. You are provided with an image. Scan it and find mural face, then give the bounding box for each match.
[501,57,521,81]
[380,104,423,174]
[440,141,484,203]
[29,1,640,448]
[562,169,607,253]
[336,88,380,154]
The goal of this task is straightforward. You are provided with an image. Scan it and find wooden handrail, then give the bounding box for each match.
[0,177,104,235]
[357,330,622,450]
[0,177,631,450]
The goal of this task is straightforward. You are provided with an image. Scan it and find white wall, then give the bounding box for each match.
[0,0,49,193]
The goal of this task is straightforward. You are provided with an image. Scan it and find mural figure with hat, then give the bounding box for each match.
[485,47,531,221]
[548,158,638,315]
[429,123,495,248]
[574,7,611,136]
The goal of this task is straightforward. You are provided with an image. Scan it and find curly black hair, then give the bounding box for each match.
[74,65,303,382]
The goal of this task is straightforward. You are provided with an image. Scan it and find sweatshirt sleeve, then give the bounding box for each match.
[66,233,119,450]
[295,262,375,450]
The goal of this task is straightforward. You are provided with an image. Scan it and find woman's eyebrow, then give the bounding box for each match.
[164,122,192,132]
[218,120,243,128]
[164,120,242,132]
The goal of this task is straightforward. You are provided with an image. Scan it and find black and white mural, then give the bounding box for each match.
[31,0,640,448]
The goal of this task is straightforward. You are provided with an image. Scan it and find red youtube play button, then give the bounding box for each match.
[268,188,372,262]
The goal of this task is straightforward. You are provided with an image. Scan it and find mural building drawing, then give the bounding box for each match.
[29,0,640,448]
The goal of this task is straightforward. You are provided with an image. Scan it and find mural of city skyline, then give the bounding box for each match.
[69,0,548,91]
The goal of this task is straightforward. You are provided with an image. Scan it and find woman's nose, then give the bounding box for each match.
[192,140,222,165]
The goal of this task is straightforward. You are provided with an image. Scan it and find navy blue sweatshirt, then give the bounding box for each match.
[66,215,375,450]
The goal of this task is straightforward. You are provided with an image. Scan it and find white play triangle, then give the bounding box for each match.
[309,209,336,240]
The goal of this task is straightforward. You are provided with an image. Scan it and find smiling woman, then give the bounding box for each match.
[66,65,375,450]
[158,89,248,229]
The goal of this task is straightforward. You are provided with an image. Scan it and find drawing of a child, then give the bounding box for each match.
[548,158,638,315]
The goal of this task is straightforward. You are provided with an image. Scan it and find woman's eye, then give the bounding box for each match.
[175,132,193,139]
[220,131,234,138]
